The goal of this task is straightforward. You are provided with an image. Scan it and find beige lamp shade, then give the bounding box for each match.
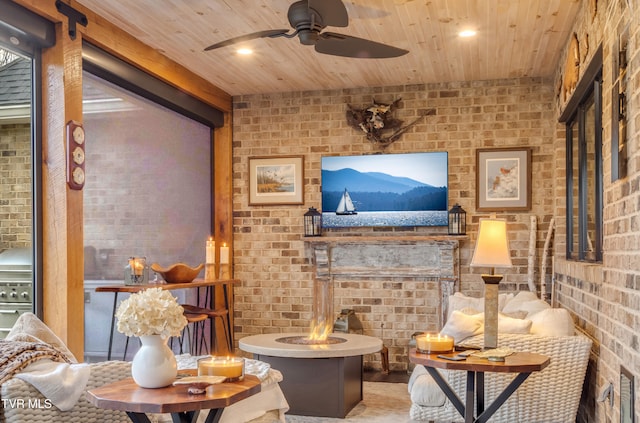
[470,218,512,268]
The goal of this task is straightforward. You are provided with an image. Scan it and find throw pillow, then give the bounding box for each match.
[6,312,78,363]
[448,293,484,318]
[498,313,532,334]
[501,291,540,314]
[408,365,446,407]
[529,308,575,336]
[440,310,484,343]
[520,299,552,317]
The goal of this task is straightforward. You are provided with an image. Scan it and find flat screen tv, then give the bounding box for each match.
[321,152,448,228]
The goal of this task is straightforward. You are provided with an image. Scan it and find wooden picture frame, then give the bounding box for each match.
[249,156,304,205]
[476,148,531,211]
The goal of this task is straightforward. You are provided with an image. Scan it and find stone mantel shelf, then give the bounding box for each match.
[303,235,468,244]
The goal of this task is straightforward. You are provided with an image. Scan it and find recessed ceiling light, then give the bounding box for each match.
[237,48,253,55]
[459,30,477,38]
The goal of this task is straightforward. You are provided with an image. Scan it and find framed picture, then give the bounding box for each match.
[249,156,304,205]
[476,147,531,211]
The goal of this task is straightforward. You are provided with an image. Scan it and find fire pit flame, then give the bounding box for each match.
[307,319,332,342]
[275,319,346,346]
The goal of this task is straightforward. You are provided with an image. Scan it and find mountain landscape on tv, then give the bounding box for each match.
[322,168,447,213]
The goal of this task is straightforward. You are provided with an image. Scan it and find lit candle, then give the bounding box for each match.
[220,243,230,264]
[133,258,145,276]
[198,356,244,381]
[415,333,454,353]
[206,237,215,264]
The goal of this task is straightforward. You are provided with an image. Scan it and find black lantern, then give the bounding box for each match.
[448,204,466,235]
[304,207,322,237]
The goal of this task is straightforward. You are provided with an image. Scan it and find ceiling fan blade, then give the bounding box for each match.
[204,29,290,51]
[308,0,348,27]
[316,32,408,58]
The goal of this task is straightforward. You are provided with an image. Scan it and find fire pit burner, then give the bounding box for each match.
[276,336,347,345]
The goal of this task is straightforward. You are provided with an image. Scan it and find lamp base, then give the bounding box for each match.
[482,274,503,350]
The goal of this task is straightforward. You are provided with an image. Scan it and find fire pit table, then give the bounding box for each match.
[239,333,382,418]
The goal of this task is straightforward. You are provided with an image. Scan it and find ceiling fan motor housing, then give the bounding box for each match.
[288,0,324,45]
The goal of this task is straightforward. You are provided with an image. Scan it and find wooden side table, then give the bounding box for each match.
[87,371,261,423]
[409,349,549,423]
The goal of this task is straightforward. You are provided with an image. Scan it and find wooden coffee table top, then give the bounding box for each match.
[409,349,550,373]
[87,370,261,414]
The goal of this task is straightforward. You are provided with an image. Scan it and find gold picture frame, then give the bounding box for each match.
[249,156,304,205]
[476,148,532,211]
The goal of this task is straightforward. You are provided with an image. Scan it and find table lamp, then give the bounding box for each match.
[470,218,512,349]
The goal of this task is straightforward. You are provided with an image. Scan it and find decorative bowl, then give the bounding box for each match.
[150,262,204,284]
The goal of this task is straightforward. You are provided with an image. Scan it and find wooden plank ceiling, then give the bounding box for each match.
[74,0,581,96]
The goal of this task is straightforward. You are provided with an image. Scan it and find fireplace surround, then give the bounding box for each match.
[305,235,465,371]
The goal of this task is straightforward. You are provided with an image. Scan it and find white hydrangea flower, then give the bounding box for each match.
[115,287,188,338]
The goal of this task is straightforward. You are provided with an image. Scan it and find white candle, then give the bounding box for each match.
[206,237,215,264]
[220,243,230,264]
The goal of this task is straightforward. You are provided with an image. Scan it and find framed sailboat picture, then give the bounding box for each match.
[321,152,448,228]
[249,156,304,205]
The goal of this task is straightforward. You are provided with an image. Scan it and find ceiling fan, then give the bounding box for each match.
[204,0,408,59]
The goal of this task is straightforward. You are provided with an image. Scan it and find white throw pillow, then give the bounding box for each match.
[408,365,446,407]
[498,313,532,334]
[529,308,575,336]
[448,293,484,318]
[501,291,540,314]
[520,299,552,317]
[440,310,484,343]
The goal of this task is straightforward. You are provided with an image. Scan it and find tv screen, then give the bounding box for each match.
[321,152,448,228]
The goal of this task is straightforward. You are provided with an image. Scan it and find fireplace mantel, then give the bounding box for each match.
[304,235,467,328]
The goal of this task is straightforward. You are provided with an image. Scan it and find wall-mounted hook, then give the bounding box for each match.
[597,382,614,407]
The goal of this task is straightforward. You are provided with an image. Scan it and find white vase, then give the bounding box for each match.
[131,335,177,388]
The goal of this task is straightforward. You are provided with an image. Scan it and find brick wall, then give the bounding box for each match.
[232,78,558,370]
[0,123,32,250]
[552,1,640,422]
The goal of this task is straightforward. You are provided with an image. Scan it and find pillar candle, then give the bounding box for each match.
[206,237,215,264]
[220,243,230,264]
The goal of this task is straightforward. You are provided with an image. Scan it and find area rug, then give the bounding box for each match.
[285,381,416,423]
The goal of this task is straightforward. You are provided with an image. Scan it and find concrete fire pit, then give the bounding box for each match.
[239,333,382,418]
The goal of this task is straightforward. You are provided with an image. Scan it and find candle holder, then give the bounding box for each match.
[124,257,149,285]
[197,356,244,382]
[415,332,454,354]
[205,263,217,280]
[219,263,231,280]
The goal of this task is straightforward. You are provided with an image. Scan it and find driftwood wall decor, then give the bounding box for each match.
[345,98,435,148]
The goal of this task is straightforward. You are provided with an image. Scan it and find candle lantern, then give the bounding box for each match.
[304,207,322,237]
[124,256,149,285]
[448,203,466,235]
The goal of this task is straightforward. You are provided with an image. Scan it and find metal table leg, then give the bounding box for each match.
[107,292,119,361]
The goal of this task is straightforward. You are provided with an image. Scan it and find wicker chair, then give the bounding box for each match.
[0,360,132,423]
[409,332,592,423]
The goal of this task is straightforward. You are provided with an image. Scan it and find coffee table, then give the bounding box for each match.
[86,370,261,423]
[409,349,549,423]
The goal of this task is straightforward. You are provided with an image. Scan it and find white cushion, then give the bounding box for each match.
[448,293,484,318]
[498,313,532,334]
[408,365,446,407]
[529,308,575,336]
[440,310,484,343]
[501,291,540,314]
[6,312,77,363]
[520,299,552,317]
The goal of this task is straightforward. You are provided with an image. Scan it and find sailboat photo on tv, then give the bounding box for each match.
[321,152,448,228]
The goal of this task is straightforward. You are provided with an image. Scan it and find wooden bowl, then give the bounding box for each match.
[150,262,204,284]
